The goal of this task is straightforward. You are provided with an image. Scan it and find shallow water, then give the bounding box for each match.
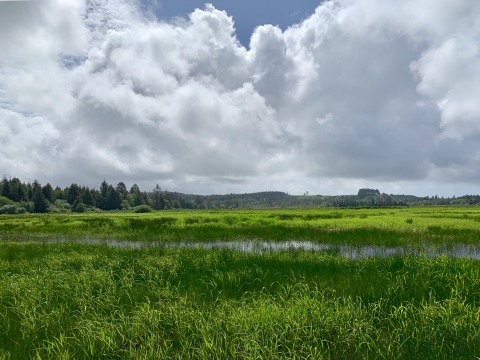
[17,237,480,260]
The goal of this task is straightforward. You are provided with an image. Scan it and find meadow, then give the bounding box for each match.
[2,206,480,245]
[1,207,480,359]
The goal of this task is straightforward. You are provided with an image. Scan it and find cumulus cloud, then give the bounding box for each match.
[1,0,480,195]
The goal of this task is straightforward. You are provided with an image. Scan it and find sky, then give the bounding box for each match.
[1,0,480,197]
[153,0,321,48]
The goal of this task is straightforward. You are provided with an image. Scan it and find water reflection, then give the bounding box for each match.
[27,238,480,260]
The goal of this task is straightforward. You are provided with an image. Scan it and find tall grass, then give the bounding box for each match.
[2,206,480,245]
[1,242,480,359]
[2,207,480,358]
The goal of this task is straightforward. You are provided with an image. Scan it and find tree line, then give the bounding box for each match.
[2,177,480,214]
[0,177,203,214]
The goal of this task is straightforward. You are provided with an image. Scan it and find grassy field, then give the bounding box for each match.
[1,207,480,359]
[2,206,480,245]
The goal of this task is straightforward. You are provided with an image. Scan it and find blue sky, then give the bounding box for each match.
[153,0,322,48]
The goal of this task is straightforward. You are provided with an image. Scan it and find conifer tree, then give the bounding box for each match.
[130,184,144,206]
[152,184,162,210]
[99,181,109,209]
[42,183,55,203]
[8,178,20,201]
[32,180,48,213]
[17,183,27,202]
[159,193,165,210]
[54,186,64,200]
[82,188,95,207]
[1,178,11,200]
[105,185,121,210]
[116,182,129,199]
[66,184,80,205]
[27,183,33,201]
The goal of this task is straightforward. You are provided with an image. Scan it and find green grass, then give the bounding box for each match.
[2,207,480,358]
[1,242,480,359]
[2,206,480,245]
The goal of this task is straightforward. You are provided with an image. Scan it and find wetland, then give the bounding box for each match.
[1,207,480,359]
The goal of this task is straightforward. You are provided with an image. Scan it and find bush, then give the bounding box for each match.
[173,199,181,209]
[47,200,72,213]
[16,207,26,214]
[74,203,87,213]
[0,196,13,207]
[133,205,152,213]
[121,200,131,210]
[20,201,34,213]
[55,199,71,211]
[46,206,60,213]
[0,205,18,214]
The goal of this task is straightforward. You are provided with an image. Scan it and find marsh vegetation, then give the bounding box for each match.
[1,207,480,359]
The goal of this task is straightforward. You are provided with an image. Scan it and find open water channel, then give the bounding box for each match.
[25,238,480,260]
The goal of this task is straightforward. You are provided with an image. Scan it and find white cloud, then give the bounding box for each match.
[1,0,480,195]
[412,36,480,138]
[0,109,59,179]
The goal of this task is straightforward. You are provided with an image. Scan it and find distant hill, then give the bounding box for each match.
[170,191,289,201]
[391,194,419,201]
[1,175,475,214]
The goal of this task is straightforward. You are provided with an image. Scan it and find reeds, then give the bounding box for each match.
[1,243,480,359]
[2,206,480,245]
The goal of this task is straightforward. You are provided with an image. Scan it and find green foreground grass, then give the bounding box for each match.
[1,207,480,359]
[0,243,480,359]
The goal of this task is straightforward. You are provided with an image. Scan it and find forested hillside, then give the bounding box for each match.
[1,177,479,214]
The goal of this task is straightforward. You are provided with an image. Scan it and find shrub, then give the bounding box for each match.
[0,205,18,214]
[46,206,58,213]
[133,205,153,213]
[0,196,13,207]
[74,203,87,213]
[55,199,71,211]
[16,207,26,214]
[20,201,34,213]
[121,200,131,210]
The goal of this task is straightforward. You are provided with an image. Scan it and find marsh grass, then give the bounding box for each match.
[2,206,480,245]
[2,207,480,359]
[1,243,480,359]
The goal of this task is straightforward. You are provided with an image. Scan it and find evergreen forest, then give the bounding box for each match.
[1,177,480,214]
